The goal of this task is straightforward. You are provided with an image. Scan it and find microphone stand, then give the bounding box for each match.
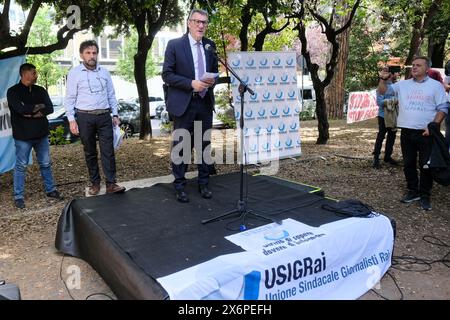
[201,51,282,228]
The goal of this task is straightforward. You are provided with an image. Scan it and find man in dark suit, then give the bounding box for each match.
[162,9,218,203]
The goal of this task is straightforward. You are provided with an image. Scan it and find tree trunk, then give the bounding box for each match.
[314,83,329,144]
[428,34,446,68]
[325,20,351,119]
[135,17,152,140]
[239,5,252,51]
[405,17,424,79]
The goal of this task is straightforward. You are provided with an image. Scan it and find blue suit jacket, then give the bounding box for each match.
[162,34,218,117]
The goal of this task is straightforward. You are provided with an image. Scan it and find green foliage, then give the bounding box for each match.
[49,125,70,145]
[215,86,236,129]
[116,29,158,82]
[346,6,390,91]
[26,5,66,89]
[299,102,316,121]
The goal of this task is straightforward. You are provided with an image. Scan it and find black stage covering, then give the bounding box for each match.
[55,173,357,300]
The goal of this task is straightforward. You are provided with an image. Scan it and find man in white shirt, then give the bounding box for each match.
[378,56,448,211]
[65,40,126,195]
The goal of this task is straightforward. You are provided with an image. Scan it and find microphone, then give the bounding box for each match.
[204,44,217,55]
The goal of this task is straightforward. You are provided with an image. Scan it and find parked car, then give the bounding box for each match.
[117,101,142,137]
[47,100,143,142]
[131,96,165,118]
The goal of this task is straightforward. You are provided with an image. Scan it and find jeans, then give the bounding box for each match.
[373,116,397,160]
[446,113,450,150]
[400,128,433,197]
[14,136,56,200]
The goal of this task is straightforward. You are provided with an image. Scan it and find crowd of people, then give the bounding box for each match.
[5,9,450,211]
[376,57,450,211]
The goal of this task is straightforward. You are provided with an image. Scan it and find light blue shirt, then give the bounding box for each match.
[64,63,118,121]
[188,33,206,81]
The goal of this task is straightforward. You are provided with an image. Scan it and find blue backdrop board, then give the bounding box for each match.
[0,55,25,173]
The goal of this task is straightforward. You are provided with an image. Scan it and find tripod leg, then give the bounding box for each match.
[201,209,241,224]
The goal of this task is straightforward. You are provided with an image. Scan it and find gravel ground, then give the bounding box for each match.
[0,118,449,300]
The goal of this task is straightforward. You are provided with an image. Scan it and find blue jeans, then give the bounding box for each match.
[14,136,56,200]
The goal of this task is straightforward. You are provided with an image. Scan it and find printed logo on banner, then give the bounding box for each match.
[278,123,287,133]
[249,144,258,153]
[287,89,297,100]
[285,57,296,68]
[275,90,284,101]
[289,122,298,132]
[243,271,261,300]
[245,58,256,69]
[267,74,277,86]
[266,124,274,134]
[285,138,293,148]
[270,107,279,118]
[259,57,269,69]
[282,106,291,116]
[280,74,289,84]
[292,75,297,84]
[294,107,301,115]
[261,142,271,153]
[254,74,263,85]
[235,94,242,103]
[243,127,249,136]
[272,56,282,68]
[235,111,240,120]
[274,141,282,149]
[249,92,259,103]
[254,126,262,135]
[244,109,254,119]
[297,140,301,147]
[231,59,241,69]
[257,108,266,118]
[262,91,271,103]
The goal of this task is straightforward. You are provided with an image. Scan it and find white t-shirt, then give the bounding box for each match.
[389,77,448,130]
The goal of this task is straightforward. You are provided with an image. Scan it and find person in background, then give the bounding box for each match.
[444,60,450,149]
[162,9,218,203]
[65,40,126,196]
[373,66,400,169]
[378,56,448,211]
[7,63,62,209]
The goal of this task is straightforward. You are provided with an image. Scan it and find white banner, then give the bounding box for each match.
[157,214,394,300]
[346,90,378,124]
[0,56,25,173]
[227,52,301,164]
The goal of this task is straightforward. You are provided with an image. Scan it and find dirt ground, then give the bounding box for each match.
[0,118,449,300]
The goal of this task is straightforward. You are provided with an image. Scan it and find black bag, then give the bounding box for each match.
[322,199,375,218]
[426,122,450,186]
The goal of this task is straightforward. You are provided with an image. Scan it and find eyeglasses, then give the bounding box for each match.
[189,19,208,26]
[86,71,105,94]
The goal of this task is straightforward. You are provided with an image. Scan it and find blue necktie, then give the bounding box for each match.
[197,42,206,98]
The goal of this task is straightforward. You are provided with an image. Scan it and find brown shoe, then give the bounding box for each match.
[106,183,126,194]
[88,183,101,196]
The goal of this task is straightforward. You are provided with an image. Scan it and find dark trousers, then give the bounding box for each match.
[373,116,396,160]
[400,128,433,197]
[77,112,116,185]
[446,113,450,149]
[171,96,213,190]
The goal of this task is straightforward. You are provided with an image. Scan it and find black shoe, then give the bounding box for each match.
[384,158,400,166]
[372,158,381,169]
[15,199,25,209]
[400,191,420,203]
[420,197,432,211]
[176,189,189,203]
[198,185,212,199]
[47,190,63,200]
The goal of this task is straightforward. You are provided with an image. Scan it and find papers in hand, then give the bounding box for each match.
[200,72,219,82]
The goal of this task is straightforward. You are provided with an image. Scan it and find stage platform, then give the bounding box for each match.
[55,172,394,300]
